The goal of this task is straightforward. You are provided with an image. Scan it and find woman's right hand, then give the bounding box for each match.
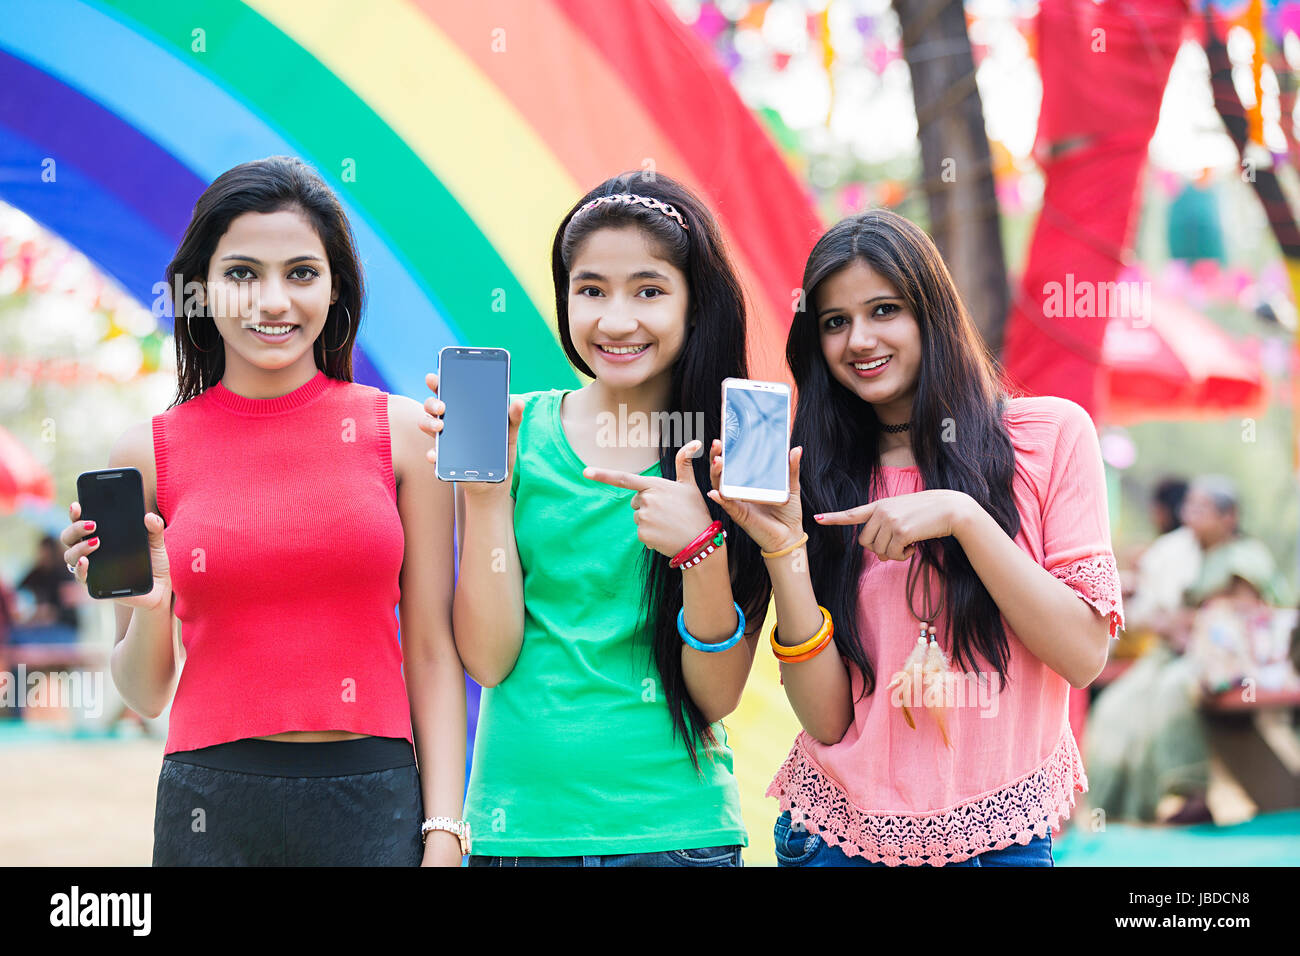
[420,371,523,497]
[61,501,172,611]
[706,439,807,555]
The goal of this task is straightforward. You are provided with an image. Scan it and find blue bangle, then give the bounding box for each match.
[677,602,746,653]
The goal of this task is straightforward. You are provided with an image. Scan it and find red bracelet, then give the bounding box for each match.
[678,529,726,569]
[669,520,723,569]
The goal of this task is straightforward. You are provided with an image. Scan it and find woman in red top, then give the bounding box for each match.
[59,156,466,866]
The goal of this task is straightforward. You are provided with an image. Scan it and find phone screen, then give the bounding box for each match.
[76,468,151,599]
[436,347,510,482]
[722,384,789,496]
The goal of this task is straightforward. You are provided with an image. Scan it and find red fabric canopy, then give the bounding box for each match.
[1002,0,1190,419]
[1102,293,1267,424]
[0,425,54,513]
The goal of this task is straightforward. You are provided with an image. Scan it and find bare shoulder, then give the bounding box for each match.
[386,393,434,487]
[108,420,159,512]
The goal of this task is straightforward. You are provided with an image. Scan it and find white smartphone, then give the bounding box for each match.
[720,377,791,504]
[435,346,510,482]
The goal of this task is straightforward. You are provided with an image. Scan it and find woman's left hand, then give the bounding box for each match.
[584,440,715,558]
[814,489,974,562]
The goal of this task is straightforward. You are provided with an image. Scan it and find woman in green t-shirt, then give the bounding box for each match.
[420,172,771,865]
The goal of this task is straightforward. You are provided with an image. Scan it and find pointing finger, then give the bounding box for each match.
[815,503,874,525]
[583,467,657,492]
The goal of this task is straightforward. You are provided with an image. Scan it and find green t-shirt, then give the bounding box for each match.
[463,389,747,856]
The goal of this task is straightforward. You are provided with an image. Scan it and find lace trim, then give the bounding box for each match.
[765,728,1087,866]
[1050,552,1125,638]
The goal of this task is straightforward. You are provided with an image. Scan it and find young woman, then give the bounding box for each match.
[420,173,770,865]
[59,156,466,866]
[708,209,1124,867]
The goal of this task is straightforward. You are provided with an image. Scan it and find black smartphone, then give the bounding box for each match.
[75,467,152,599]
[435,346,510,482]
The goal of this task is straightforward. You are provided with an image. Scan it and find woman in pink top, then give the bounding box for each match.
[708,210,1124,866]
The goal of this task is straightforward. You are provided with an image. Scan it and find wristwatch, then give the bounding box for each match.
[421,816,472,855]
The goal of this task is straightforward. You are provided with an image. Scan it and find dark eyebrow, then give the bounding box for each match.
[816,295,900,320]
[571,269,672,282]
[220,255,325,266]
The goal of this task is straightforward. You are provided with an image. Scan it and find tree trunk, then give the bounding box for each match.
[893,0,1009,355]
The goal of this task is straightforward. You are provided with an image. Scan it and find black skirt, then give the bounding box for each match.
[152,736,423,866]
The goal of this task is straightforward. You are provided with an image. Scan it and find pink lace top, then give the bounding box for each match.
[766,395,1125,866]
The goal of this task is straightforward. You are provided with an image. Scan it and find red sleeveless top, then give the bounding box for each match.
[151,369,412,754]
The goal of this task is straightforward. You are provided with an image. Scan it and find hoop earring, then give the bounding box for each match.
[185,309,215,354]
[324,304,352,353]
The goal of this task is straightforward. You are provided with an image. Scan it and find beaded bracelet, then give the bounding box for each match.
[677,602,746,653]
[770,605,834,660]
[669,520,724,569]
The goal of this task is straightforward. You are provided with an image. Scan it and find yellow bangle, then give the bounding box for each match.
[770,605,834,658]
[761,531,809,560]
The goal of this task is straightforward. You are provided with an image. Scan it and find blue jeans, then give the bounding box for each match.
[773,811,1053,867]
[468,844,743,867]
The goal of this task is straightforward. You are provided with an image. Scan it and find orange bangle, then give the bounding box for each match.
[761,531,809,560]
[775,630,834,663]
[770,605,833,658]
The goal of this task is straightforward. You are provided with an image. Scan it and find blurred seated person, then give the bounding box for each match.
[1116,477,1199,659]
[1185,535,1295,697]
[1085,476,1291,824]
[12,535,80,642]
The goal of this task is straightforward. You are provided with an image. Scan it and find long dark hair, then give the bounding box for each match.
[163,156,364,408]
[788,209,1021,695]
[551,172,770,770]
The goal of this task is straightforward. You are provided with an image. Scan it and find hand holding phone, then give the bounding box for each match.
[67,469,169,607]
[720,378,791,504]
[431,347,512,484]
[707,439,807,556]
[709,379,806,555]
[420,369,523,497]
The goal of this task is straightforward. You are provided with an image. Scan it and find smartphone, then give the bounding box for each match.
[435,346,510,482]
[721,378,791,504]
[75,467,152,599]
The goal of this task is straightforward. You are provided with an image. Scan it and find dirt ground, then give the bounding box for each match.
[0,730,163,866]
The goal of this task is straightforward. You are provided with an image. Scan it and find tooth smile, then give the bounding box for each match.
[854,356,890,370]
[249,325,296,335]
[598,344,649,355]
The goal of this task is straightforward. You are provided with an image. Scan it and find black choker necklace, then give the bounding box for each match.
[880,421,910,433]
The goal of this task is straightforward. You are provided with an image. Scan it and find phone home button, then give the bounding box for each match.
[463,470,479,478]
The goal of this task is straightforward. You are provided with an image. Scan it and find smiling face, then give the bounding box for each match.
[815,258,922,424]
[202,208,337,378]
[565,226,689,389]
